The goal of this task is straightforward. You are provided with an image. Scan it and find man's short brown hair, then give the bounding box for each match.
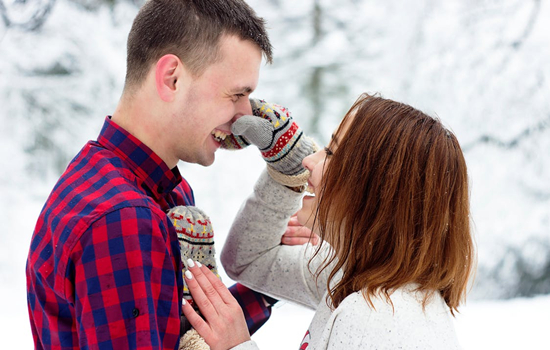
[125,0,272,91]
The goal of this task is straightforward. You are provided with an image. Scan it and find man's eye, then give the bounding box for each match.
[324,147,333,156]
[233,93,245,102]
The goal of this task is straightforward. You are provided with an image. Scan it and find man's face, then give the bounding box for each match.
[172,35,262,166]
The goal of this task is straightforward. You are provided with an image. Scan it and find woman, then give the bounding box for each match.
[181,94,475,350]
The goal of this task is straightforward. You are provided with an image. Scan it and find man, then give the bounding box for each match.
[26,1,313,349]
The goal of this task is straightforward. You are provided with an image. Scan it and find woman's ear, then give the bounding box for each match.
[155,54,181,102]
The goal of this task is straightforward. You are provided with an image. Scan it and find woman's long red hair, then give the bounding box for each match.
[313,94,475,315]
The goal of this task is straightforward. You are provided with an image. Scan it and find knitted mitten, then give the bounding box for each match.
[167,206,219,334]
[225,98,318,187]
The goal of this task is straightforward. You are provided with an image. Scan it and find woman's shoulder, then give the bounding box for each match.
[332,285,456,331]
[390,284,451,313]
[335,284,445,311]
[329,287,461,349]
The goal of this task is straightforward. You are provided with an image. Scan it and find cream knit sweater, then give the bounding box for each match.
[221,170,463,350]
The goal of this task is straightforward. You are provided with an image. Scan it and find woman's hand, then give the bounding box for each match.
[281,214,320,246]
[182,260,251,350]
[227,98,318,188]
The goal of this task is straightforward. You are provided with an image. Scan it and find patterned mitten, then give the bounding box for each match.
[167,206,219,334]
[226,98,318,187]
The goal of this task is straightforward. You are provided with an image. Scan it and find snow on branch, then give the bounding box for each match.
[463,116,550,151]
[0,0,57,31]
[511,0,541,50]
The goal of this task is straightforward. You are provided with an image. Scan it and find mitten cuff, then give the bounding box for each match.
[179,329,210,350]
[267,165,310,188]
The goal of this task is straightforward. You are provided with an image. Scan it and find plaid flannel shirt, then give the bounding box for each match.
[26,116,272,350]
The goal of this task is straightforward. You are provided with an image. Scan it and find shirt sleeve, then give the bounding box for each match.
[69,206,182,349]
[229,283,274,336]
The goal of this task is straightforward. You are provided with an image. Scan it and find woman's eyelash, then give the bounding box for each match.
[324,147,333,156]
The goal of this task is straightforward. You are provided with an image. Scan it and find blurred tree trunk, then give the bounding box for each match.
[307,0,323,135]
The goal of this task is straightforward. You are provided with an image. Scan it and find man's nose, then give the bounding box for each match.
[238,97,253,116]
[231,98,253,124]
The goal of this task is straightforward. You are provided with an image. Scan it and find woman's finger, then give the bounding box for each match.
[183,261,252,350]
[287,214,301,227]
[186,260,228,310]
[281,224,320,246]
[184,264,220,321]
[281,235,310,245]
[197,263,238,305]
[181,297,212,339]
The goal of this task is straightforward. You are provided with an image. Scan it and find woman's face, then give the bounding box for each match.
[296,116,352,229]
[296,147,329,229]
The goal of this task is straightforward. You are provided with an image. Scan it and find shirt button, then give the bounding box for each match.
[157,186,164,194]
[132,308,140,318]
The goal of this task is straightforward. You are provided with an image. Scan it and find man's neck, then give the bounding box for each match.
[112,92,178,169]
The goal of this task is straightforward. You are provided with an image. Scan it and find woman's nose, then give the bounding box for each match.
[302,150,321,172]
[302,154,312,172]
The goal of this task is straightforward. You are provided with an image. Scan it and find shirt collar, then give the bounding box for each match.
[97,116,182,200]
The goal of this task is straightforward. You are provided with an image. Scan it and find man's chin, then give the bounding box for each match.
[196,159,214,167]
[197,153,216,167]
[180,152,215,167]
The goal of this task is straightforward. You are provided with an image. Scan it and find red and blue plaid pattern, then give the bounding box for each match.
[26,116,271,349]
[229,283,275,336]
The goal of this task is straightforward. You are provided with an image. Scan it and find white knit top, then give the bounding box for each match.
[221,170,462,350]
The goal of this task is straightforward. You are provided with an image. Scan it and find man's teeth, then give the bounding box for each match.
[211,130,229,141]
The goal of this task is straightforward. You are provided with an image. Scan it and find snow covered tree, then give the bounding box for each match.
[1,0,548,300]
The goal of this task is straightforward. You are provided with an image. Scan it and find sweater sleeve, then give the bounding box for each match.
[229,340,260,350]
[221,170,335,310]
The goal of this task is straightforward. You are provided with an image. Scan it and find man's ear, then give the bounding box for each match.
[155,54,182,102]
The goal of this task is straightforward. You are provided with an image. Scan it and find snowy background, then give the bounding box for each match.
[1,0,549,348]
